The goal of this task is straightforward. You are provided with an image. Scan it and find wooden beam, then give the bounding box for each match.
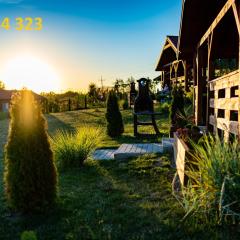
[237,0,240,138]
[174,61,178,73]
[232,2,240,36]
[208,32,214,64]
[198,0,236,48]
[170,64,173,83]
[183,61,189,92]
[163,43,172,50]
[206,33,214,128]
[193,53,197,125]
[175,62,178,84]
[196,48,205,125]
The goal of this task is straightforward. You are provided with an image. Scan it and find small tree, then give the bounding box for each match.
[170,86,186,128]
[106,91,124,137]
[88,83,97,102]
[0,81,5,90]
[4,90,58,213]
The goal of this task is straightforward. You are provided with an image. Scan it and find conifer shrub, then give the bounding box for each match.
[122,98,129,110]
[105,91,124,137]
[52,127,101,171]
[4,90,58,213]
[170,86,186,128]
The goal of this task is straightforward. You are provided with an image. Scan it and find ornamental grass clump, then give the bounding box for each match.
[175,135,240,224]
[4,90,58,213]
[52,127,101,171]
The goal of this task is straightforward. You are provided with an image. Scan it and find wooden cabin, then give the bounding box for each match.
[178,0,240,140]
[155,35,192,91]
[0,90,47,113]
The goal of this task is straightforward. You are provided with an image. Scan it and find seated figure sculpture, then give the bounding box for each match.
[133,78,160,137]
[134,78,153,113]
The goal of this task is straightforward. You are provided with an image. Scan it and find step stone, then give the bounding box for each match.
[114,143,163,160]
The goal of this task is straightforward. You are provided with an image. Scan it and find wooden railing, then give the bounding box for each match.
[170,76,185,86]
[208,70,239,140]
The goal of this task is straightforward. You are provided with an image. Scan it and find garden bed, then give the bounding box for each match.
[173,132,190,186]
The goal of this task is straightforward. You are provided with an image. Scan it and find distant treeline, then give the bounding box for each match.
[40,78,160,113]
[41,91,107,113]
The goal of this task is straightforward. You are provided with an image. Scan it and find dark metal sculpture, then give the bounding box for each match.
[133,78,160,137]
[134,78,153,113]
[129,81,137,106]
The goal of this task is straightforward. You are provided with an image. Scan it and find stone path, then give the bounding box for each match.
[114,143,163,160]
[92,149,116,160]
[92,143,164,160]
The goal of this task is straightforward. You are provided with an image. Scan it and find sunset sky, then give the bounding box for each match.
[0,0,181,93]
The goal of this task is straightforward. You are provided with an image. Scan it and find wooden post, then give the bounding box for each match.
[193,53,197,125]
[170,64,173,84]
[162,71,165,90]
[233,1,240,138]
[134,114,138,137]
[206,32,214,129]
[84,95,87,109]
[175,62,178,86]
[183,60,189,92]
[238,1,240,139]
[68,98,71,111]
[196,47,204,125]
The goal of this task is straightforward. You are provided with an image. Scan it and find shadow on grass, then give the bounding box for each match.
[62,110,103,119]
[115,134,161,144]
[95,158,239,240]
[0,160,177,240]
[46,114,75,136]
[0,158,238,239]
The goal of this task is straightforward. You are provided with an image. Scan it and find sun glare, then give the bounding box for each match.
[2,55,61,93]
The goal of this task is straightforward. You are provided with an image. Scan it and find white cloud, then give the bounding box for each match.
[0,0,23,4]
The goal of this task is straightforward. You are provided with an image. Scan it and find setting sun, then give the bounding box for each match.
[2,55,61,93]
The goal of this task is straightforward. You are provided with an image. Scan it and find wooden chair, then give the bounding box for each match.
[133,78,160,137]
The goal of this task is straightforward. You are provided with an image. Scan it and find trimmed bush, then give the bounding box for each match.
[4,90,57,213]
[52,127,101,171]
[106,91,124,137]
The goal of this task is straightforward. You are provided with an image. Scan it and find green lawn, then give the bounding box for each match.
[46,107,170,148]
[0,108,238,239]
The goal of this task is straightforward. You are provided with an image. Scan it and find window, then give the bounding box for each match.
[217,109,225,118]
[218,89,225,98]
[230,86,238,97]
[230,110,238,121]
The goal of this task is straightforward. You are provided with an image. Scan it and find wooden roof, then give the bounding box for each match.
[178,0,227,59]
[0,90,15,100]
[0,90,46,101]
[155,36,178,71]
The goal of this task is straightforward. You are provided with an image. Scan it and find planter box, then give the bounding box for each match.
[173,133,190,186]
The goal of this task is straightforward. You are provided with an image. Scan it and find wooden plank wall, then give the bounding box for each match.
[208,70,239,140]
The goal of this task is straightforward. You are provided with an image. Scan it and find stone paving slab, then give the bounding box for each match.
[92,149,116,160]
[162,138,175,151]
[114,143,163,160]
[93,143,164,160]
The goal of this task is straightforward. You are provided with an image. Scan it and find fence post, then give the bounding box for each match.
[84,95,87,109]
